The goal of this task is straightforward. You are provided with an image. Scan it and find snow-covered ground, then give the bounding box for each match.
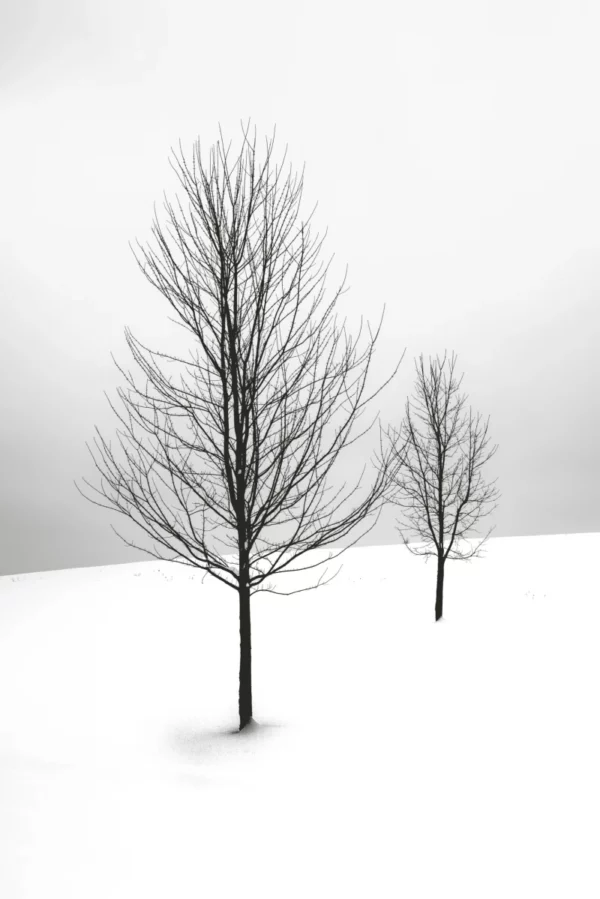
[0,532,598,898]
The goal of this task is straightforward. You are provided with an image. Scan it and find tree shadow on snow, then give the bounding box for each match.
[166,719,286,764]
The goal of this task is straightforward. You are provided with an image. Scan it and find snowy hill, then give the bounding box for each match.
[0,533,598,898]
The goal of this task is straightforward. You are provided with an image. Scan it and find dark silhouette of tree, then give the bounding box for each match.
[76,122,403,730]
[384,351,500,622]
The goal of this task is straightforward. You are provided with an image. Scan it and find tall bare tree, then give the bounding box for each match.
[384,351,500,621]
[76,123,403,730]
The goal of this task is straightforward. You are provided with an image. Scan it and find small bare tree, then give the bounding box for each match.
[384,351,500,621]
[76,122,403,730]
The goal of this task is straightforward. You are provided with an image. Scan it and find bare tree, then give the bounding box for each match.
[384,351,500,622]
[76,122,403,730]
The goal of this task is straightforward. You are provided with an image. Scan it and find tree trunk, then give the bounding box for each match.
[435,555,445,621]
[238,581,253,730]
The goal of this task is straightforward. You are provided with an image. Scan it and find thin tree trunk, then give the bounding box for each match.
[435,555,444,621]
[238,582,253,730]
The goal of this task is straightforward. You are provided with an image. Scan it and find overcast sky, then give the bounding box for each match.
[1,0,599,576]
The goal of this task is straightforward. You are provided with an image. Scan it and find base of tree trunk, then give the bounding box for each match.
[238,716,258,733]
[226,717,258,736]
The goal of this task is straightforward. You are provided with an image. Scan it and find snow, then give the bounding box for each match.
[0,533,598,898]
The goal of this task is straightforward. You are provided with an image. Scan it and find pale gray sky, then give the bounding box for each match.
[1,0,599,576]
